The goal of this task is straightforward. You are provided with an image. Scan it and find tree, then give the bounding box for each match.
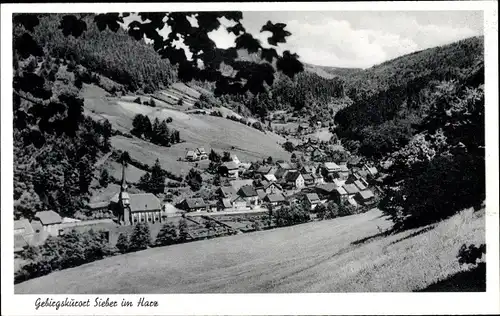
[155,223,178,246]
[178,218,190,242]
[186,168,203,191]
[209,149,221,163]
[133,97,142,104]
[222,151,231,162]
[138,172,151,192]
[99,169,110,187]
[116,232,130,254]
[129,222,151,251]
[267,156,273,164]
[149,158,165,194]
[283,141,295,153]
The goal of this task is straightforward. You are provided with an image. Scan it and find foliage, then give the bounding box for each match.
[274,204,310,227]
[131,114,180,146]
[186,168,203,191]
[155,223,179,246]
[283,141,295,153]
[99,169,110,187]
[209,149,221,163]
[115,232,130,254]
[457,243,486,266]
[138,159,166,194]
[129,222,152,251]
[15,229,113,283]
[178,218,190,242]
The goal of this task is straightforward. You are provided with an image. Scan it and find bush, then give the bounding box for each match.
[133,97,142,104]
[129,223,151,251]
[166,117,173,123]
[155,223,179,246]
[115,232,130,254]
[274,205,310,227]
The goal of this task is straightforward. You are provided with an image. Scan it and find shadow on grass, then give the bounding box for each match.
[350,229,394,246]
[389,225,436,246]
[417,263,486,292]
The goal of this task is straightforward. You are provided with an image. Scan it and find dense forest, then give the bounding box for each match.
[330,36,485,229]
[32,14,177,92]
[335,36,484,158]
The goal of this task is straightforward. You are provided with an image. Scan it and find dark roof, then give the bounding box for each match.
[265,193,286,203]
[285,171,302,182]
[302,173,314,181]
[265,182,282,190]
[222,161,239,170]
[276,162,296,170]
[219,186,237,198]
[343,184,360,195]
[306,193,321,204]
[238,185,258,197]
[184,198,207,209]
[130,193,161,212]
[256,166,272,174]
[35,211,62,225]
[301,165,316,174]
[256,189,267,200]
[316,183,336,193]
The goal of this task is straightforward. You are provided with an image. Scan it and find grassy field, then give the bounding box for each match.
[15,208,485,294]
[81,83,291,176]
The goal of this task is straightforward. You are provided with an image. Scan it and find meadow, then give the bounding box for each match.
[15,208,484,294]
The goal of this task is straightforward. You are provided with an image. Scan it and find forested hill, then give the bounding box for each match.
[32,14,177,93]
[334,36,484,158]
[303,62,362,79]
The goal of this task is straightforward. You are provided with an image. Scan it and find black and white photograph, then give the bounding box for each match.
[1,1,499,315]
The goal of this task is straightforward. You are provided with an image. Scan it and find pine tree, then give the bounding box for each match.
[99,169,110,187]
[129,223,151,251]
[150,159,165,194]
[155,223,178,246]
[178,218,190,242]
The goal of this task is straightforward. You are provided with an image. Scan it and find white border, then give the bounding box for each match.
[1,2,499,315]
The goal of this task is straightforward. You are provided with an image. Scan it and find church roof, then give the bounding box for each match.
[129,193,161,212]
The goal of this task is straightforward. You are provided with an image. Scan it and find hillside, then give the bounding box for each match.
[15,208,485,293]
[334,36,484,158]
[303,62,362,79]
[81,83,291,177]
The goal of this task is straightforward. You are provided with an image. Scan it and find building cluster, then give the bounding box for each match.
[177,148,379,214]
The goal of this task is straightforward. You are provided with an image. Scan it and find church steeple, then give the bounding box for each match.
[119,161,130,207]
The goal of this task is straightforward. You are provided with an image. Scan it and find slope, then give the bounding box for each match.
[15,208,485,293]
[81,83,291,177]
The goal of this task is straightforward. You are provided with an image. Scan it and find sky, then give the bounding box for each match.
[126,11,483,69]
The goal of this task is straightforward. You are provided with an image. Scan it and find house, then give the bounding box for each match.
[217,186,237,199]
[229,179,254,192]
[353,179,367,191]
[263,193,287,208]
[343,183,360,197]
[310,148,325,162]
[284,171,305,189]
[300,164,317,175]
[179,198,208,212]
[355,189,376,206]
[364,164,379,177]
[263,174,277,182]
[333,186,348,203]
[333,164,350,180]
[315,182,337,199]
[323,162,342,174]
[302,173,314,187]
[255,165,274,176]
[348,156,363,169]
[34,210,63,236]
[312,173,325,185]
[230,154,241,165]
[196,148,208,160]
[263,182,283,195]
[86,201,110,213]
[221,161,239,179]
[346,172,369,188]
[305,193,321,210]
[185,150,198,161]
[237,185,260,208]
[256,189,267,200]
[14,219,35,253]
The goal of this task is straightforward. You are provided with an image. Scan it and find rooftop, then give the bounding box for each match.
[184,198,207,209]
[238,185,258,197]
[35,210,62,225]
[306,193,321,203]
[222,161,239,170]
[343,184,360,195]
[285,171,302,182]
[358,190,375,200]
[324,162,341,171]
[129,193,162,212]
[14,219,34,235]
[265,193,286,203]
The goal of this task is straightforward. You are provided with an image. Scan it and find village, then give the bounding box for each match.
[14,128,381,262]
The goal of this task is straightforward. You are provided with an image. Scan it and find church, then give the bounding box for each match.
[109,161,163,226]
